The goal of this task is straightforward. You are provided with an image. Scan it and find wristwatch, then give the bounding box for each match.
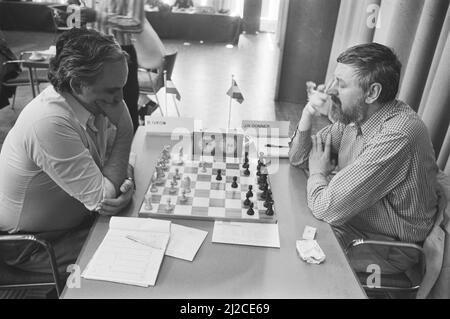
[126,177,136,190]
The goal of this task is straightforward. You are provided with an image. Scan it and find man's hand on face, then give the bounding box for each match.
[305,82,332,117]
[309,134,336,176]
[95,100,126,126]
[98,178,134,216]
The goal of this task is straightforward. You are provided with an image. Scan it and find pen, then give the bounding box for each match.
[265,144,289,148]
[126,235,161,250]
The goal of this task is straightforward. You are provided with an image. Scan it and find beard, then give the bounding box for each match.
[328,93,366,125]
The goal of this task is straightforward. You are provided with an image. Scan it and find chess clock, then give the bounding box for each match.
[193,129,243,161]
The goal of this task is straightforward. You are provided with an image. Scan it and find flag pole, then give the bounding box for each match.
[164,70,168,116]
[227,75,233,130]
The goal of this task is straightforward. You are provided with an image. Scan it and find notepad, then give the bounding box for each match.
[82,217,171,287]
[166,224,208,261]
[212,221,280,248]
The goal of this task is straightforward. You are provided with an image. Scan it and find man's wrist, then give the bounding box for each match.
[125,176,136,190]
[303,103,316,117]
[309,171,327,178]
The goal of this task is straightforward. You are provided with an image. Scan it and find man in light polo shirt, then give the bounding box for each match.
[0,28,135,275]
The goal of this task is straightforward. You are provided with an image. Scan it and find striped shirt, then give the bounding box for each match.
[289,100,439,243]
[93,0,145,46]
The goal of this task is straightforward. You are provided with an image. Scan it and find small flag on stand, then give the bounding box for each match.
[226,79,244,104]
[165,80,181,101]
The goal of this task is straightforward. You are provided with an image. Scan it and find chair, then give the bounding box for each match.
[1,52,50,110]
[0,232,63,299]
[346,170,450,299]
[138,52,180,118]
[346,239,426,298]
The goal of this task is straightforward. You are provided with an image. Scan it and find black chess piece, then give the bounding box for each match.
[259,180,268,191]
[243,166,250,176]
[243,194,251,207]
[258,173,267,186]
[242,152,249,169]
[216,169,222,181]
[265,202,274,216]
[261,188,268,200]
[263,191,273,207]
[247,202,255,216]
[246,185,253,198]
[231,176,238,188]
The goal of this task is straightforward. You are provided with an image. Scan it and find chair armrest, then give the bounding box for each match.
[0,234,63,296]
[345,238,424,253]
[2,60,26,66]
[138,67,158,73]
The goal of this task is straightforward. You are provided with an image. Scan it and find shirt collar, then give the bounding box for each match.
[60,91,93,130]
[358,100,398,138]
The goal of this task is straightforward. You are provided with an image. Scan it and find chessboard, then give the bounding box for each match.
[139,146,276,223]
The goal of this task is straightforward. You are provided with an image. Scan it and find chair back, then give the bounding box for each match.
[0,38,21,109]
[163,52,177,81]
[0,2,57,32]
[0,232,63,298]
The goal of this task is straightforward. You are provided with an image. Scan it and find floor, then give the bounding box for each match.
[0,32,303,149]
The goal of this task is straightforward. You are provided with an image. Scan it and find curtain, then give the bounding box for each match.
[325,0,450,174]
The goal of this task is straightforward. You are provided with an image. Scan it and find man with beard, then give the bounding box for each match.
[289,43,439,276]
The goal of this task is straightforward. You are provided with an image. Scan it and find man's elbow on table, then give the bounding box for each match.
[308,198,348,226]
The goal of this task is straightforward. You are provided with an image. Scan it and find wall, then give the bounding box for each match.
[276,0,341,104]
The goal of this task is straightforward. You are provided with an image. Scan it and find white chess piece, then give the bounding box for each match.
[166,198,174,212]
[184,176,191,193]
[201,161,207,173]
[177,147,184,165]
[180,189,188,203]
[144,193,153,210]
[169,180,177,194]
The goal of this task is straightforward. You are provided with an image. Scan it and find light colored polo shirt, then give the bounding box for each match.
[0,86,129,233]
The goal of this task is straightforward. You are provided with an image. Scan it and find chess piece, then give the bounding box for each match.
[265,202,274,216]
[174,168,181,180]
[162,145,171,161]
[144,193,153,210]
[243,166,250,176]
[263,191,273,207]
[242,152,249,169]
[258,152,265,166]
[166,198,174,212]
[231,176,238,188]
[246,185,253,198]
[183,176,191,193]
[169,181,177,194]
[180,189,188,204]
[155,166,165,184]
[216,169,222,181]
[172,175,178,186]
[247,202,255,216]
[150,182,158,193]
[243,194,251,207]
[201,161,207,173]
[261,188,268,200]
[177,147,184,165]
